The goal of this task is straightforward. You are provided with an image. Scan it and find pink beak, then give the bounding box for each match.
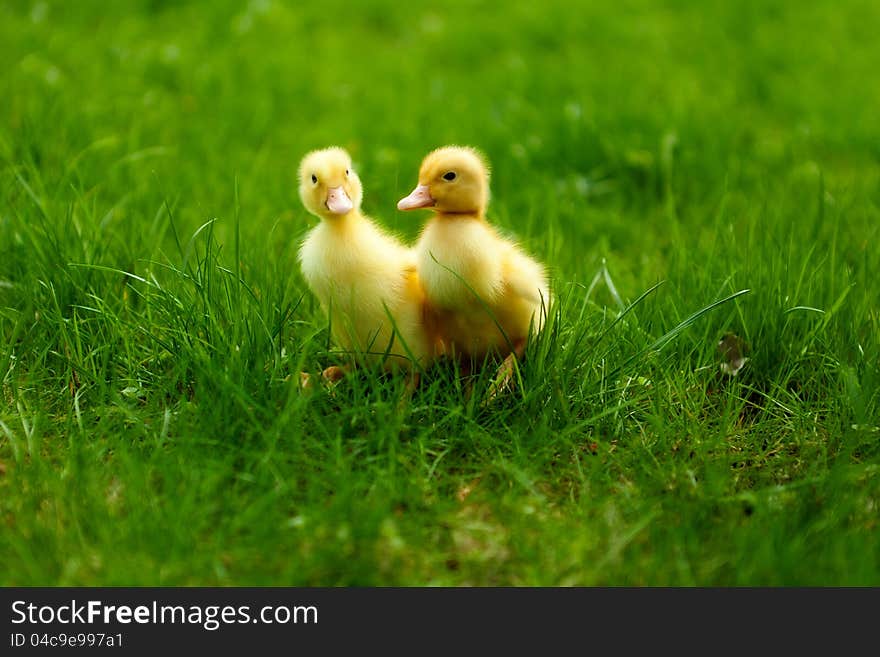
[397,184,435,211]
[325,186,353,215]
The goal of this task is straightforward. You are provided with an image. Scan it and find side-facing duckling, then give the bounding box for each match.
[298,147,430,384]
[397,146,549,390]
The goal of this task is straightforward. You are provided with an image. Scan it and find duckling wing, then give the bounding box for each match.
[502,244,550,308]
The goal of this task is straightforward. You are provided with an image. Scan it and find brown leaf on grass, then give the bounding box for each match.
[456,477,481,503]
[718,332,749,376]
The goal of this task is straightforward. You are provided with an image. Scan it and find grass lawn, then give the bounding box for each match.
[1,0,878,585]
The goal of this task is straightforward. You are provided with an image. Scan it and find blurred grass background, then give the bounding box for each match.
[0,0,878,585]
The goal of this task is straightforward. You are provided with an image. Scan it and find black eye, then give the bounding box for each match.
[311,174,317,184]
[345,169,350,176]
[442,171,456,181]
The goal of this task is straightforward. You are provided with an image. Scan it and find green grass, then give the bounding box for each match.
[1,0,878,585]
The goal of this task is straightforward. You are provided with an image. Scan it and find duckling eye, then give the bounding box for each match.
[311,174,318,184]
[345,169,350,176]
[442,171,457,181]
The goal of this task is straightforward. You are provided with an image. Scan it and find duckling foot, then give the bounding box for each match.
[299,372,314,390]
[321,365,349,383]
[298,365,350,395]
[454,358,476,403]
[483,340,526,405]
[396,371,421,412]
[484,356,516,404]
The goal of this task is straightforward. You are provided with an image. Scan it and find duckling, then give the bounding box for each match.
[398,146,549,389]
[298,147,430,383]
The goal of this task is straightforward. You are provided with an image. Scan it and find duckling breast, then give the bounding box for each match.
[416,218,504,308]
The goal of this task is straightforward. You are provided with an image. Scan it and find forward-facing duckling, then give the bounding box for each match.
[298,147,430,382]
[398,146,549,384]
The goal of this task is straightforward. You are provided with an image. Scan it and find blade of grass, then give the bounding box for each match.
[606,289,751,381]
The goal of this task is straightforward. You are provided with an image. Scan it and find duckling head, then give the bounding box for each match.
[398,146,489,216]
[298,147,363,220]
